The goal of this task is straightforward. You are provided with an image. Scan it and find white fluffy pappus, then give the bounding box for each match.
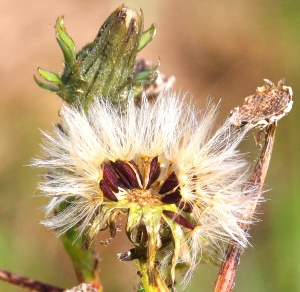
[32,90,257,286]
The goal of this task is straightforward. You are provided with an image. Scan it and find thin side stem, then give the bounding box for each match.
[213,123,277,292]
[0,268,64,292]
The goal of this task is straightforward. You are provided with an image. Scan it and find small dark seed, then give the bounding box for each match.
[146,156,161,189]
[99,180,118,202]
[159,172,179,194]
[114,160,140,188]
[103,163,125,193]
[129,160,142,184]
[163,210,195,230]
[176,200,193,213]
[111,162,132,188]
[161,190,182,204]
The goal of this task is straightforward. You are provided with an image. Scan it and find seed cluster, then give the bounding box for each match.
[98,156,197,230]
[32,89,263,287]
[100,158,188,209]
[100,157,183,204]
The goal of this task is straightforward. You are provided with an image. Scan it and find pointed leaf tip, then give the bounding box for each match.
[138,24,156,52]
[55,16,76,66]
[38,68,63,85]
[34,75,59,92]
[132,56,160,85]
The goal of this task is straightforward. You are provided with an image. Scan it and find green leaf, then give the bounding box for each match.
[55,16,76,66]
[138,24,156,52]
[38,68,63,84]
[34,75,59,92]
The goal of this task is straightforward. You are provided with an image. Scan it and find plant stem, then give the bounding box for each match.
[0,268,64,292]
[213,123,277,292]
[136,259,169,292]
[60,228,102,292]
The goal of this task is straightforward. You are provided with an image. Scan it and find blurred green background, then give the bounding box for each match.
[0,0,299,291]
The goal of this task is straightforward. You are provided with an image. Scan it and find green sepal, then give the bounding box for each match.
[55,16,76,66]
[38,67,63,85]
[131,57,160,86]
[56,37,74,67]
[138,24,156,52]
[132,69,157,85]
[34,75,59,92]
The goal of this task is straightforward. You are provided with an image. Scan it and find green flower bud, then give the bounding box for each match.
[35,4,158,109]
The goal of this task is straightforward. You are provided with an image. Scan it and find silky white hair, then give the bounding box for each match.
[32,90,257,286]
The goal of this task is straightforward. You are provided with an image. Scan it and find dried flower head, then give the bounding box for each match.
[33,90,256,287]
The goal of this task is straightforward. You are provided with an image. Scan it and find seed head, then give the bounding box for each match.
[33,90,256,287]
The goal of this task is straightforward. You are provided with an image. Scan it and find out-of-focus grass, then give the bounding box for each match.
[0,1,299,291]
